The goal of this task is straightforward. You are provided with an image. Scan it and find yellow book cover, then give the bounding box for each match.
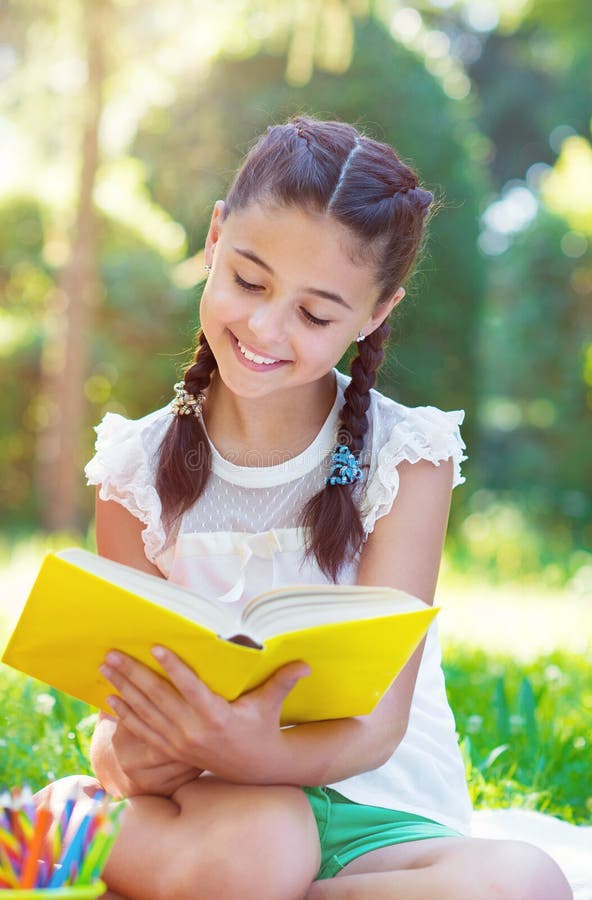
[1,548,439,725]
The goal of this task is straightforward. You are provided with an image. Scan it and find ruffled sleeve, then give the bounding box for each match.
[361,404,467,538]
[84,409,171,565]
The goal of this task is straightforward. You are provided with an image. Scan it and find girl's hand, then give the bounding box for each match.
[99,648,310,783]
[111,717,204,797]
[93,712,203,799]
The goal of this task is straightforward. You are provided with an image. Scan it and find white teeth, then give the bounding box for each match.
[237,339,280,365]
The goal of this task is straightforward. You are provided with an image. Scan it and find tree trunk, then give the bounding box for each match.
[37,0,106,531]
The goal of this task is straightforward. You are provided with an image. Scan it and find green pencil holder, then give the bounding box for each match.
[0,883,106,897]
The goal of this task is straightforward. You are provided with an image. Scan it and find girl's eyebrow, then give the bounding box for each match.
[233,246,353,310]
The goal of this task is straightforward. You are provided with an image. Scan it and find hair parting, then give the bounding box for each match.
[327,140,361,211]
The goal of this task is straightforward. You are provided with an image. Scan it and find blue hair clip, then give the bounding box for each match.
[325,445,363,486]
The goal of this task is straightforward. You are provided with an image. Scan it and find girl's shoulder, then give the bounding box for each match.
[369,386,466,478]
[84,403,172,562]
[84,402,171,490]
[334,370,466,480]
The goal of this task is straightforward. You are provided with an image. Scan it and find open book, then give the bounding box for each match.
[1,548,438,725]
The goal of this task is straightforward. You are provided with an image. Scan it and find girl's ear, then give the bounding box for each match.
[204,200,226,266]
[362,287,406,337]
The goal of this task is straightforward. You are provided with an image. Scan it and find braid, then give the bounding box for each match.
[299,321,390,581]
[155,330,217,529]
[183,330,217,397]
[339,321,390,454]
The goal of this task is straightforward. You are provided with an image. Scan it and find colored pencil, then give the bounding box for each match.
[19,804,52,888]
[0,784,123,889]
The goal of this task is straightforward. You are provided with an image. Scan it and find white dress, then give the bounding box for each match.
[85,367,473,834]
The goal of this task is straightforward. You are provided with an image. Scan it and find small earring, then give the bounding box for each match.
[205,264,212,274]
[356,332,366,342]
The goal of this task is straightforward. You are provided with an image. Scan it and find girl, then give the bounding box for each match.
[73,117,570,899]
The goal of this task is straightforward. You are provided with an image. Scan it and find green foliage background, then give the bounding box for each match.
[1,3,590,579]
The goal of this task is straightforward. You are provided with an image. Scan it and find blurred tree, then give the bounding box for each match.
[403,0,592,567]
[475,141,592,553]
[468,9,591,187]
[35,0,106,531]
[0,198,49,527]
[465,0,592,553]
[3,0,372,529]
[414,0,591,188]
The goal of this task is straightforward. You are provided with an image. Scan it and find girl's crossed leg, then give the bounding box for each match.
[40,775,572,900]
[41,774,321,900]
[305,832,573,900]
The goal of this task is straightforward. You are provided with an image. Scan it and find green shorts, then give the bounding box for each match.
[302,785,462,880]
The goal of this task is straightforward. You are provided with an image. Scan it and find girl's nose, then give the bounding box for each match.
[247,302,288,345]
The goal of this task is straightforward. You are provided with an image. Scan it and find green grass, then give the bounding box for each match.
[0,671,96,786]
[444,645,592,823]
[1,532,590,824]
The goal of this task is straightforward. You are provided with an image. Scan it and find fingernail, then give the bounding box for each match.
[99,664,113,680]
[105,651,122,667]
[151,646,166,661]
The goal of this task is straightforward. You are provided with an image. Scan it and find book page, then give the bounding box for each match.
[242,585,428,642]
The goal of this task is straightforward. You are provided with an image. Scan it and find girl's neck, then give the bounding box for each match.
[202,370,337,464]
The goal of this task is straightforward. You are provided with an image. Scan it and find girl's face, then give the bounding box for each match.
[200,201,403,401]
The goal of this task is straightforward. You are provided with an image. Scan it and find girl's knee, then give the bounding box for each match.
[34,774,103,810]
[171,786,319,900]
[487,839,572,900]
[165,843,314,900]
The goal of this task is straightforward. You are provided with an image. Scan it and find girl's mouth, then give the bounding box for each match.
[228,331,290,372]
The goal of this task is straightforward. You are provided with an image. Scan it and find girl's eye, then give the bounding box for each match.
[234,272,330,326]
[302,309,331,327]
[234,273,262,292]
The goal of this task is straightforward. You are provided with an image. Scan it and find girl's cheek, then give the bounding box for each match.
[200,290,236,326]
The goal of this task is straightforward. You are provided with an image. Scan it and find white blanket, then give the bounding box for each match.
[472,810,592,900]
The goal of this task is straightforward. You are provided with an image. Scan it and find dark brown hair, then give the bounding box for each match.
[156,116,434,579]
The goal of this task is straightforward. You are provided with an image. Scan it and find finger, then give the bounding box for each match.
[106,694,172,758]
[112,724,166,767]
[103,651,181,706]
[247,661,311,715]
[102,650,191,720]
[150,646,218,712]
[150,760,200,778]
[101,658,176,736]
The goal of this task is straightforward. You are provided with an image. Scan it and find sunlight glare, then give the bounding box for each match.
[541,136,592,236]
[94,159,186,259]
[390,8,423,44]
[462,0,499,33]
[482,183,538,235]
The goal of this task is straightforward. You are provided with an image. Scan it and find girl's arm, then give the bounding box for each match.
[94,490,164,576]
[100,458,454,787]
[257,455,455,785]
[91,492,201,797]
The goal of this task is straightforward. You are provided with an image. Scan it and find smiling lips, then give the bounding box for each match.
[230,331,290,370]
[237,337,282,364]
